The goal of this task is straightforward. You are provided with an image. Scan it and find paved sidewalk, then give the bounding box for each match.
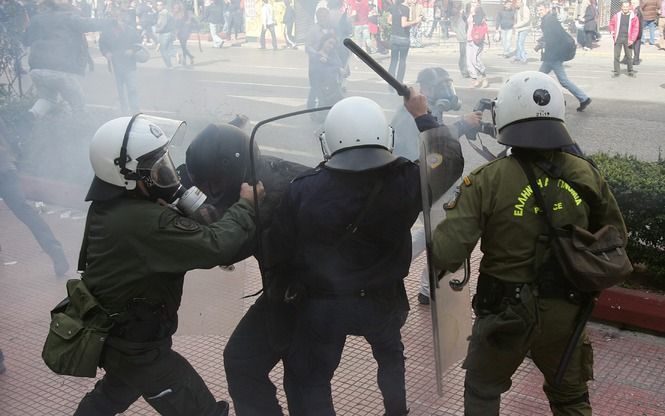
[1,199,664,415]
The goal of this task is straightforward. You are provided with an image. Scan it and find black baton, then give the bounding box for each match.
[553,294,598,387]
[343,38,410,98]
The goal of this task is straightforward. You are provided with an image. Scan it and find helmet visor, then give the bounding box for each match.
[148,151,180,188]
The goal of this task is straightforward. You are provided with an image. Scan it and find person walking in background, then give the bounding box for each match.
[640,0,661,45]
[0,123,69,277]
[450,1,469,77]
[632,2,644,63]
[306,7,334,109]
[173,1,195,66]
[495,0,515,58]
[155,0,175,67]
[204,0,225,48]
[407,0,424,47]
[283,0,297,48]
[658,0,665,49]
[350,0,372,53]
[259,0,278,50]
[224,0,242,44]
[136,0,158,45]
[512,0,530,63]
[466,0,488,88]
[536,1,591,112]
[99,8,143,113]
[387,0,421,83]
[580,0,598,50]
[610,0,639,77]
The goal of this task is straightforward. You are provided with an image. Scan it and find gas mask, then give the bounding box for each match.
[428,80,462,116]
[137,149,207,216]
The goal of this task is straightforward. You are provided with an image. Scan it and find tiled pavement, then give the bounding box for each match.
[1,200,664,415]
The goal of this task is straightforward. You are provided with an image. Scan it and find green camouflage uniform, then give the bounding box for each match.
[432,151,626,416]
[75,196,256,416]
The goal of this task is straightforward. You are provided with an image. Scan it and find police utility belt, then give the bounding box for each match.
[474,273,581,315]
[307,282,402,300]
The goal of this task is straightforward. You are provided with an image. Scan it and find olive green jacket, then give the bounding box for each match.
[432,152,627,283]
[82,196,256,332]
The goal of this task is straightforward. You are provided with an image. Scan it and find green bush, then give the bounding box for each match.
[592,153,665,290]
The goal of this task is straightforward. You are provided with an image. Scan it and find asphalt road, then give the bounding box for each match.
[79,34,665,165]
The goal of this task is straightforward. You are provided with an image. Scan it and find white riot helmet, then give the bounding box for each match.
[319,96,396,171]
[494,71,574,149]
[87,114,206,215]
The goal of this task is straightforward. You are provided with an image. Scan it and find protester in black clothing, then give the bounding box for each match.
[180,123,310,416]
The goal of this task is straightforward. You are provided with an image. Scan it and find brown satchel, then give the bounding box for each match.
[549,223,633,292]
[516,156,633,292]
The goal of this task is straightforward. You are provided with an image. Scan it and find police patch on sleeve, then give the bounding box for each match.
[174,216,200,231]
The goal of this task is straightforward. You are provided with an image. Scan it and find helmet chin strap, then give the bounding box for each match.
[115,113,142,182]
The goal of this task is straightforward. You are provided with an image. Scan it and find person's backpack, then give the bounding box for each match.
[560,30,576,61]
[470,21,488,45]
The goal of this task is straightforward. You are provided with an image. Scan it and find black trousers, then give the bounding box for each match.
[260,24,278,49]
[0,168,64,260]
[613,39,633,73]
[224,296,301,416]
[75,338,224,416]
[284,297,409,416]
[633,33,642,60]
[388,41,410,83]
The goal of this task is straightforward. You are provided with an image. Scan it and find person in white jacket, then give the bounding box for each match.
[513,0,531,63]
[260,0,278,50]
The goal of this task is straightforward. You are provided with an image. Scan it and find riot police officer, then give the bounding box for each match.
[430,71,627,415]
[72,114,263,416]
[266,96,435,416]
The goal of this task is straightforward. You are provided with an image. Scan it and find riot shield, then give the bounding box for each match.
[418,126,473,395]
[248,108,332,277]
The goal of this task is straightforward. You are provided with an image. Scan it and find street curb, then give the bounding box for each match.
[592,287,665,334]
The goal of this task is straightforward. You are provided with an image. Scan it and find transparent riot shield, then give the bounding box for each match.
[248,107,332,280]
[168,108,330,338]
[418,126,473,395]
